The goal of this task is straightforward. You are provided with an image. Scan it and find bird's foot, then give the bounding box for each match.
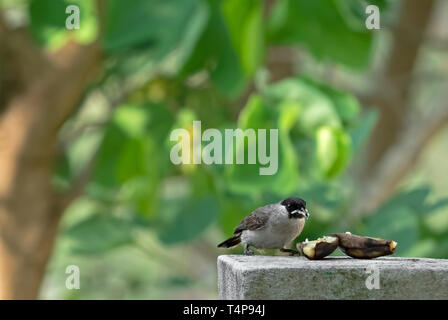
[244,249,254,256]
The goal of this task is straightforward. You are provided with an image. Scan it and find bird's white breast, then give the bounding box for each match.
[241,206,305,249]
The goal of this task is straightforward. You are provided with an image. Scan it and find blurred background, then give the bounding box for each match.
[0,0,447,299]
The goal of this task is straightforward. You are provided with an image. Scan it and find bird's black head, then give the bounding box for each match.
[281,197,309,219]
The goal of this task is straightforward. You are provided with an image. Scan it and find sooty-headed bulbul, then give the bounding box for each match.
[217,197,309,255]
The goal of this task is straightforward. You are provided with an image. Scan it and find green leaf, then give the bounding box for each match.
[336,0,389,30]
[316,126,351,178]
[157,196,219,244]
[113,105,149,138]
[385,186,431,215]
[238,95,277,129]
[222,0,264,76]
[386,186,448,218]
[30,0,66,29]
[90,103,173,219]
[302,77,360,126]
[264,78,342,132]
[29,0,98,48]
[224,77,358,193]
[268,0,373,69]
[364,206,419,256]
[224,95,300,195]
[426,198,448,213]
[93,122,129,188]
[181,0,247,97]
[104,0,206,58]
[64,213,136,254]
[362,186,444,255]
[93,103,173,187]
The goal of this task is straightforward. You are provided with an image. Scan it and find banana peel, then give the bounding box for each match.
[330,232,397,259]
[297,232,398,260]
[297,236,339,260]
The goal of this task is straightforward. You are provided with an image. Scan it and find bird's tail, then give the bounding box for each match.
[217,235,241,248]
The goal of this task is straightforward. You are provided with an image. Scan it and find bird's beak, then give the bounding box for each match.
[301,208,310,220]
[291,209,310,219]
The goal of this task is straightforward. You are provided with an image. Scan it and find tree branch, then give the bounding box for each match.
[54,80,136,210]
[0,2,106,212]
[0,10,9,42]
[363,0,436,172]
[0,13,48,111]
[95,0,106,39]
[47,0,106,129]
[353,106,448,216]
[56,146,101,212]
[350,0,441,215]
[0,0,108,299]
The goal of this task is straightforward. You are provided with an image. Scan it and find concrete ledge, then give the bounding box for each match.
[217,255,448,300]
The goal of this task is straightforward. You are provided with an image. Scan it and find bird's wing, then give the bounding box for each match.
[233,205,272,234]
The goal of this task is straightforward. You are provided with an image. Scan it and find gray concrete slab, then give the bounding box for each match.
[217,255,448,299]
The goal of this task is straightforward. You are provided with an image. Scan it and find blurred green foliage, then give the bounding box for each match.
[268,0,373,69]
[8,0,445,298]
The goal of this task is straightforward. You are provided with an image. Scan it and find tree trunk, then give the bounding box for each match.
[0,206,62,299]
[0,99,63,298]
[0,13,101,297]
[363,0,435,174]
[351,0,443,215]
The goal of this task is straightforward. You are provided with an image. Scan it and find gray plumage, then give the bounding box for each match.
[217,197,309,255]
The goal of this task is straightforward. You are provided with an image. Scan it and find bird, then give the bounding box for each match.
[217,197,309,255]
